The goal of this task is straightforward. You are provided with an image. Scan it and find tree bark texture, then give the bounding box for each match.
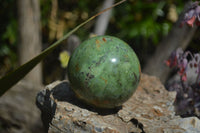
[17,0,42,85]
[94,0,115,35]
[143,2,197,83]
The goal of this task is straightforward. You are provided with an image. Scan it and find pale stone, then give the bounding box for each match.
[36,74,200,133]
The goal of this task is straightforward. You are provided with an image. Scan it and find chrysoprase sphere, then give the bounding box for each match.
[67,36,141,108]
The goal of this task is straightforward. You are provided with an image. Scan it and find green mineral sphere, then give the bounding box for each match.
[67,36,141,108]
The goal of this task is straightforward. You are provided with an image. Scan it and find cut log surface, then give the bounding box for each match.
[36,74,200,133]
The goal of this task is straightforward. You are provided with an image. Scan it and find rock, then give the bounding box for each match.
[0,80,44,133]
[36,74,200,133]
[169,117,200,133]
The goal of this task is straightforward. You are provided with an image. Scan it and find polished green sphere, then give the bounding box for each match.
[67,36,141,108]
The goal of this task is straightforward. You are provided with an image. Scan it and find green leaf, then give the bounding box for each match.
[0,0,126,97]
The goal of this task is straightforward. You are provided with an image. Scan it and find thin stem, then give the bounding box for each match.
[180,75,186,93]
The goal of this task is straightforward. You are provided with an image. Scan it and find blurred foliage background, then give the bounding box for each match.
[1,0,198,84]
